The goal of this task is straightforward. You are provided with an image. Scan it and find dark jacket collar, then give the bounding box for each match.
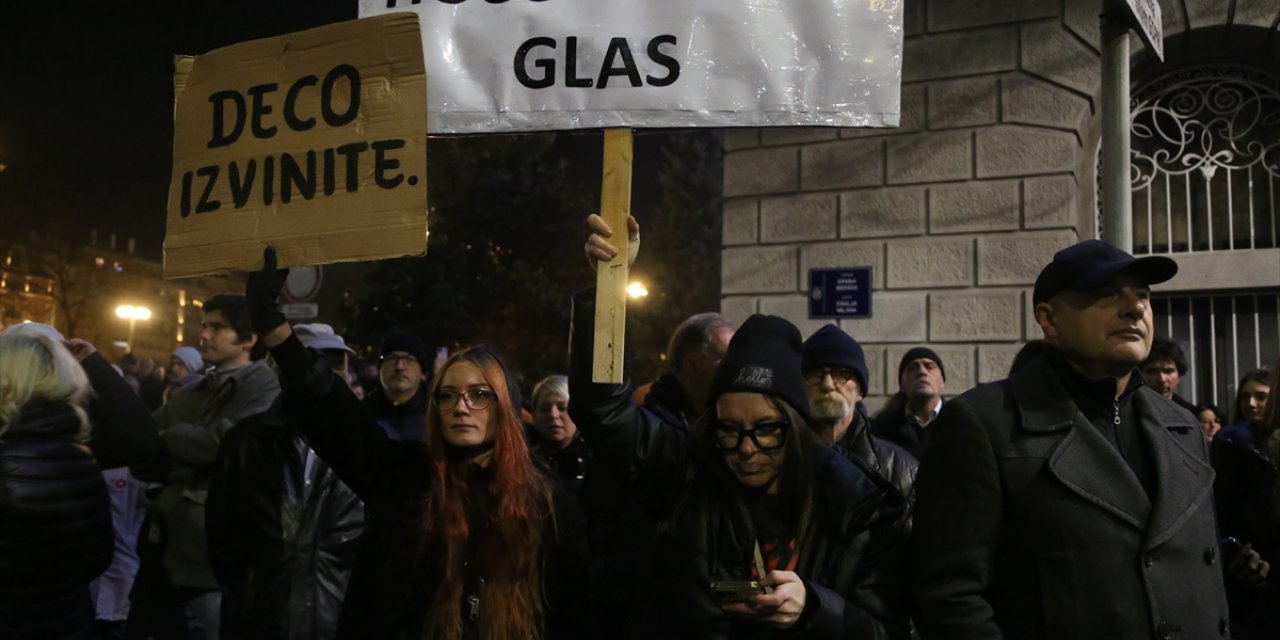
[1045,346,1144,420]
[365,383,428,413]
[1011,350,1211,546]
[5,401,82,439]
[643,374,697,428]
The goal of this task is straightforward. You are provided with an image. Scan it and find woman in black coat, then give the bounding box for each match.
[575,216,909,639]
[1212,364,1280,639]
[0,329,113,639]
[246,249,591,640]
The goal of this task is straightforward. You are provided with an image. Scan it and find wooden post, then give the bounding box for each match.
[593,128,633,383]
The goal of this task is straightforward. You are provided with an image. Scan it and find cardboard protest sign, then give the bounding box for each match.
[165,13,428,278]
[359,0,902,134]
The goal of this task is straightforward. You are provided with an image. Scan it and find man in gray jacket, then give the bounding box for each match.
[909,240,1228,639]
[134,294,280,640]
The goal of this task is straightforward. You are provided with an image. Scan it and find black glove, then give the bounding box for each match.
[245,246,289,335]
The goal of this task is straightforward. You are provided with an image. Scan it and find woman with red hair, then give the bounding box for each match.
[244,249,590,640]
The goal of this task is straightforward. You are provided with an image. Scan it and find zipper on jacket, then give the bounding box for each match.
[1113,396,1121,426]
[467,577,485,622]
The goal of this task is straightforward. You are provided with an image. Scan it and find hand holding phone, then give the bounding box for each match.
[716,570,807,630]
[1224,537,1271,588]
[709,580,762,603]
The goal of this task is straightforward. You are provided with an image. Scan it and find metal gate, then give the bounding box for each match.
[1129,65,1280,255]
[1152,293,1280,412]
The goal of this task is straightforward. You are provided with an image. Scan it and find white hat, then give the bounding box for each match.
[293,323,355,354]
[0,322,66,342]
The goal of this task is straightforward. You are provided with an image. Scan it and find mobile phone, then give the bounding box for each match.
[1220,536,1243,557]
[709,580,762,602]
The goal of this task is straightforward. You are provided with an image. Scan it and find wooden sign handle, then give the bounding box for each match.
[593,128,633,383]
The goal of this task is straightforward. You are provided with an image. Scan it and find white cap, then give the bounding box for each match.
[293,323,355,354]
[0,322,66,342]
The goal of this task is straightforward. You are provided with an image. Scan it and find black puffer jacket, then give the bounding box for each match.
[268,334,593,640]
[0,402,113,640]
[207,402,365,640]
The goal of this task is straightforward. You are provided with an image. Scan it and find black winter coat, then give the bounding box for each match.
[568,377,909,639]
[909,349,1229,640]
[207,403,365,640]
[1211,422,1280,639]
[0,402,113,640]
[363,385,428,442]
[836,404,916,532]
[642,373,698,430]
[0,350,161,640]
[81,351,164,471]
[567,298,909,639]
[269,335,592,640]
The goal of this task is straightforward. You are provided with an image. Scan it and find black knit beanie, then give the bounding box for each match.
[898,347,945,381]
[380,330,428,364]
[802,324,870,393]
[708,314,811,422]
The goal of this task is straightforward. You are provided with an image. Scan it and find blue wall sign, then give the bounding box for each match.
[809,267,872,319]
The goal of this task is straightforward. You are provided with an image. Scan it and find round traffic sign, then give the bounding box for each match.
[283,265,324,303]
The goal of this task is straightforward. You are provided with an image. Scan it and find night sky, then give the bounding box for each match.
[0,1,357,259]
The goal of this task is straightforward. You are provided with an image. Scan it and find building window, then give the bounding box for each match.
[1128,65,1280,254]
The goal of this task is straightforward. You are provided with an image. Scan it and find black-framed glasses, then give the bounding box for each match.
[381,353,419,366]
[435,387,497,412]
[804,368,857,385]
[712,421,788,451]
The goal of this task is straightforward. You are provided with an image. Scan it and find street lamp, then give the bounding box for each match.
[115,304,152,353]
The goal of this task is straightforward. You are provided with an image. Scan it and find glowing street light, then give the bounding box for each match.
[116,305,152,353]
[627,281,649,299]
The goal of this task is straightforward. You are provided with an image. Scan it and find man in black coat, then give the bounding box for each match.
[801,324,916,528]
[641,312,734,429]
[207,324,364,640]
[909,240,1229,640]
[362,330,429,442]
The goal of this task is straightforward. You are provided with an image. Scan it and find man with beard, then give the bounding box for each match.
[363,330,430,442]
[802,325,917,527]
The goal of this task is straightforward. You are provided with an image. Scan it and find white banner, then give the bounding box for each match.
[360,0,903,134]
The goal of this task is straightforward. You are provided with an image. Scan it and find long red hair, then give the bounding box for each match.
[422,346,554,640]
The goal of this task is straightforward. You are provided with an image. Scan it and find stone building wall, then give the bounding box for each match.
[717,0,1277,408]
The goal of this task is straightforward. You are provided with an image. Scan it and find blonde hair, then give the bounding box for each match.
[531,374,569,408]
[0,331,90,437]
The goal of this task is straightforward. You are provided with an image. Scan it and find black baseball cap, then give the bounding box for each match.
[1032,240,1178,305]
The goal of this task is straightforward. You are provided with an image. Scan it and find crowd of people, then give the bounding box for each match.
[0,218,1277,640]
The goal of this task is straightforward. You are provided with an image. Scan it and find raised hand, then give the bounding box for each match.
[245,246,289,336]
[584,213,639,270]
[62,338,97,362]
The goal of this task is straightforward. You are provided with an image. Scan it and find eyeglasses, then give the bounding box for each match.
[804,368,857,385]
[711,421,788,451]
[381,353,419,366]
[435,387,497,412]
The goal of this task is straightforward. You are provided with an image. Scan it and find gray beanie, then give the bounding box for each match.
[172,346,204,374]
